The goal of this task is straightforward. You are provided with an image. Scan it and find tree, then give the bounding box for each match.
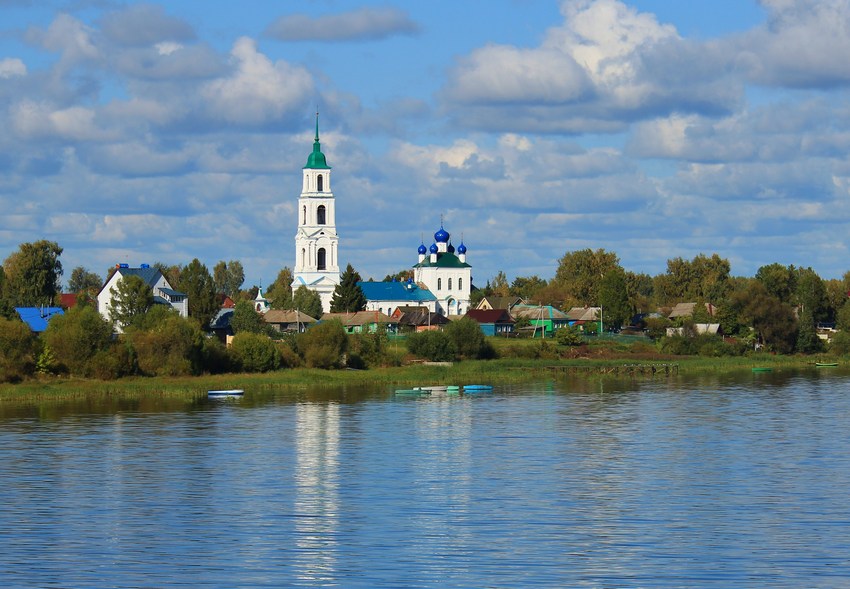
[598,267,630,330]
[110,275,153,329]
[755,263,796,304]
[229,332,280,372]
[3,240,63,306]
[213,260,245,298]
[68,266,102,294]
[43,305,114,376]
[297,319,348,368]
[794,267,829,323]
[737,282,797,354]
[266,267,294,310]
[554,248,620,305]
[178,258,218,329]
[445,315,489,359]
[0,266,15,319]
[230,300,266,334]
[406,330,456,361]
[330,263,366,313]
[125,313,205,376]
[0,316,36,382]
[655,253,730,304]
[292,285,324,320]
[625,271,654,314]
[510,275,547,302]
[383,268,414,282]
[490,271,510,297]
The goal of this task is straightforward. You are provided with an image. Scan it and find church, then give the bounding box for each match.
[291,115,472,316]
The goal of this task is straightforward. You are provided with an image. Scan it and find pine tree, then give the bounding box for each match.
[330,264,366,313]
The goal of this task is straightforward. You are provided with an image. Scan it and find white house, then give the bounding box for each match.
[98,264,188,330]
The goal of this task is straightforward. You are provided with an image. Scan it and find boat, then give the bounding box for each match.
[208,389,244,398]
[463,384,493,392]
[751,367,773,373]
[816,362,838,367]
[415,385,449,392]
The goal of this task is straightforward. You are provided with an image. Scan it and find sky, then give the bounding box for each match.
[2,0,850,291]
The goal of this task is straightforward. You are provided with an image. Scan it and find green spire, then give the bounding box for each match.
[304,110,330,169]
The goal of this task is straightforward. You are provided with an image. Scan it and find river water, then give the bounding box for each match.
[1,369,849,588]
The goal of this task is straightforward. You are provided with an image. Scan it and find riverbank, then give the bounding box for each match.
[0,354,830,402]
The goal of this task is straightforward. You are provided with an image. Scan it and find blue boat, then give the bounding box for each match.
[208,389,244,398]
[464,384,493,392]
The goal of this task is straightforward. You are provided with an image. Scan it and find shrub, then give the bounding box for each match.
[229,333,280,372]
[0,317,36,382]
[829,330,850,356]
[407,330,456,362]
[43,305,113,376]
[297,320,348,368]
[445,316,487,359]
[555,325,583,346]
[125,314,205,376]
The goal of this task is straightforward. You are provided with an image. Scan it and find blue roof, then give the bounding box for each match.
[118,267,162,287]
[14,307,64,332]
[357,281,437,303]
[159,287,186,297]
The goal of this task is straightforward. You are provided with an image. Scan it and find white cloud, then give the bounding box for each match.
[0,58,26,78]
[201,37,313,125]
[265,7,418,42]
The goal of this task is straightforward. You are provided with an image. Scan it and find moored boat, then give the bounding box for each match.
[208,389,244,398]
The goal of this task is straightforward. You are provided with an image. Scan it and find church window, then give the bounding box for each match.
[317,248,327,270]
[458,277,463,290]
[317,174,324,192]
[437,278,442,290]
[301,248,306,267]
[448,278,452,290]
[317,205,326,225]
[302,206,306,225]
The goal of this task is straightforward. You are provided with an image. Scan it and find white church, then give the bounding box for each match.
[291,115,472,316]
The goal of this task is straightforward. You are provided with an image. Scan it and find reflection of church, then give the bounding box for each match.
[414,224,472,316]
[291,114,340,313]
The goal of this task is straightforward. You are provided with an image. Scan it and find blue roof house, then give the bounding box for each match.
[14,307,64,332]
[97,263,188,332]
[358,280,438,317]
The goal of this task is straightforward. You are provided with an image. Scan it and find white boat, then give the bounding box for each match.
[208,389,244,398]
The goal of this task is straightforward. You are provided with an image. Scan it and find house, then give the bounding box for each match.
[97,263,188,331]
[263,309,317,333]
[565,306,601,328]
[358,280,438,316]
[395,307,451,332]
[511,304,569,338]
[476,296,522,311]
[321,310,398,334]
[666,324,722,337]
[208,308,234,341]
[14,307,64,332]
[667,302,717,320]
[465,309,515,336]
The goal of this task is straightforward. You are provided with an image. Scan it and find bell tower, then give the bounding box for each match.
[291,112,340,314]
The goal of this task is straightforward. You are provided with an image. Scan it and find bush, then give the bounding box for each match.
[407,330,456,362]
[658,335,695,355]
[43,305,113,376]
[202,337,232,374]
[125,314,205,376]
[229,332,280,372]
[829,330,850,356]
[445,316,487,359]
[556,325,583,346]
[297,320,348,368]
[0,317,36,382]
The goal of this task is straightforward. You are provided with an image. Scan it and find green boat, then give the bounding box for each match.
[816,362,838,367]
[752,367,773,372]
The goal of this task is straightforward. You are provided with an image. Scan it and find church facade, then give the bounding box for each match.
[291,115,340,313]
[413,224,472,316]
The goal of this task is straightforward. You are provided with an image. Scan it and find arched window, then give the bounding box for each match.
[317,205,326,225]
[437,278,442,290]
[317,174,323,192]
[458,277,463,291]
[301,248,306,267]
[317,248,326,270]
[302,206,306,225]
[448,278,453,290]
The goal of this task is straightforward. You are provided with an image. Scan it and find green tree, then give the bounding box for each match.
[292,285,324,320]
[330,264,366,313]
[230,300,266,334]
[229,332,280,372]
[794,267,829,323]
[755,263,796,304]
[625,271,654,314]
[554,248,620,305]
[737,282,797,354]
[598,267,630,330]
[510,275,547,302]
[67,266,102,294]
[297,319,348,368]
[555,325,583,346]
[3,240,63,306]
[110,275,153,329]
[796,308,823,354]
[0,316,36,382]
[213,260,245,298]
[43,305,114,376]
[406,330,456,361]
[490,271,510,297]
[0,266,15,319]
[125,313,205,376]
[178,258,218,329]
[383,268,414,282]
[266,267,294,310]
[445,315,489,359]
[655,253,730,304]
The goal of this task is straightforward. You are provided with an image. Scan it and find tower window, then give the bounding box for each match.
[301,248,306,267]
[302,206,306,225]
[437,278,442,291]
[317,248,327,270]
[317,174,323,192]
[317,205,326,225]
[448,278,452,290]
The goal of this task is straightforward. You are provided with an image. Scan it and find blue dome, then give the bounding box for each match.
[434,226,450,243]
[447,242,455,253]
[457,242,467,254]
[429,243,438,254]
[418,243,427,255]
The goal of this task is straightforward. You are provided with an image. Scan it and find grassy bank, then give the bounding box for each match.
[0,352,826,402]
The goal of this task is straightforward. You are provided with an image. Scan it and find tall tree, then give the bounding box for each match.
[266,267,294,310]
[554,248,620,305]
[292,285,324,320]
[598,267,631,330]
[755,263,796,304]
[213,260,245,298]
[655,253,730,304]
[330,264,366,313]
[794,267,829,323]
[230,300,266,334]
[178,259,218,329]
[110,275,154,329]
[3,240,63,306]
[68,266,102,294]
[510,275,547,302]
[490,271,510,297]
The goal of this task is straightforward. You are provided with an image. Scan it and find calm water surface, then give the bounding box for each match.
[2,370,850,588]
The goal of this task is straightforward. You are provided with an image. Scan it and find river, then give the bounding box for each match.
[1,369,849,588]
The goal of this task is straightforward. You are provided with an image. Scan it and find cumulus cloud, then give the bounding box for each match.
[201,37,313,125]
[99,3,195,47]
[266,7,418,42]
[0,58,26,78]
[27,14,99,67]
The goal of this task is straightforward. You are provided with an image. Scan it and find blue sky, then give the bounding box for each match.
[2,0,850,291]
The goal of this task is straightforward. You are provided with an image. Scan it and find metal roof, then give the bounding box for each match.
[357,281,437,302]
